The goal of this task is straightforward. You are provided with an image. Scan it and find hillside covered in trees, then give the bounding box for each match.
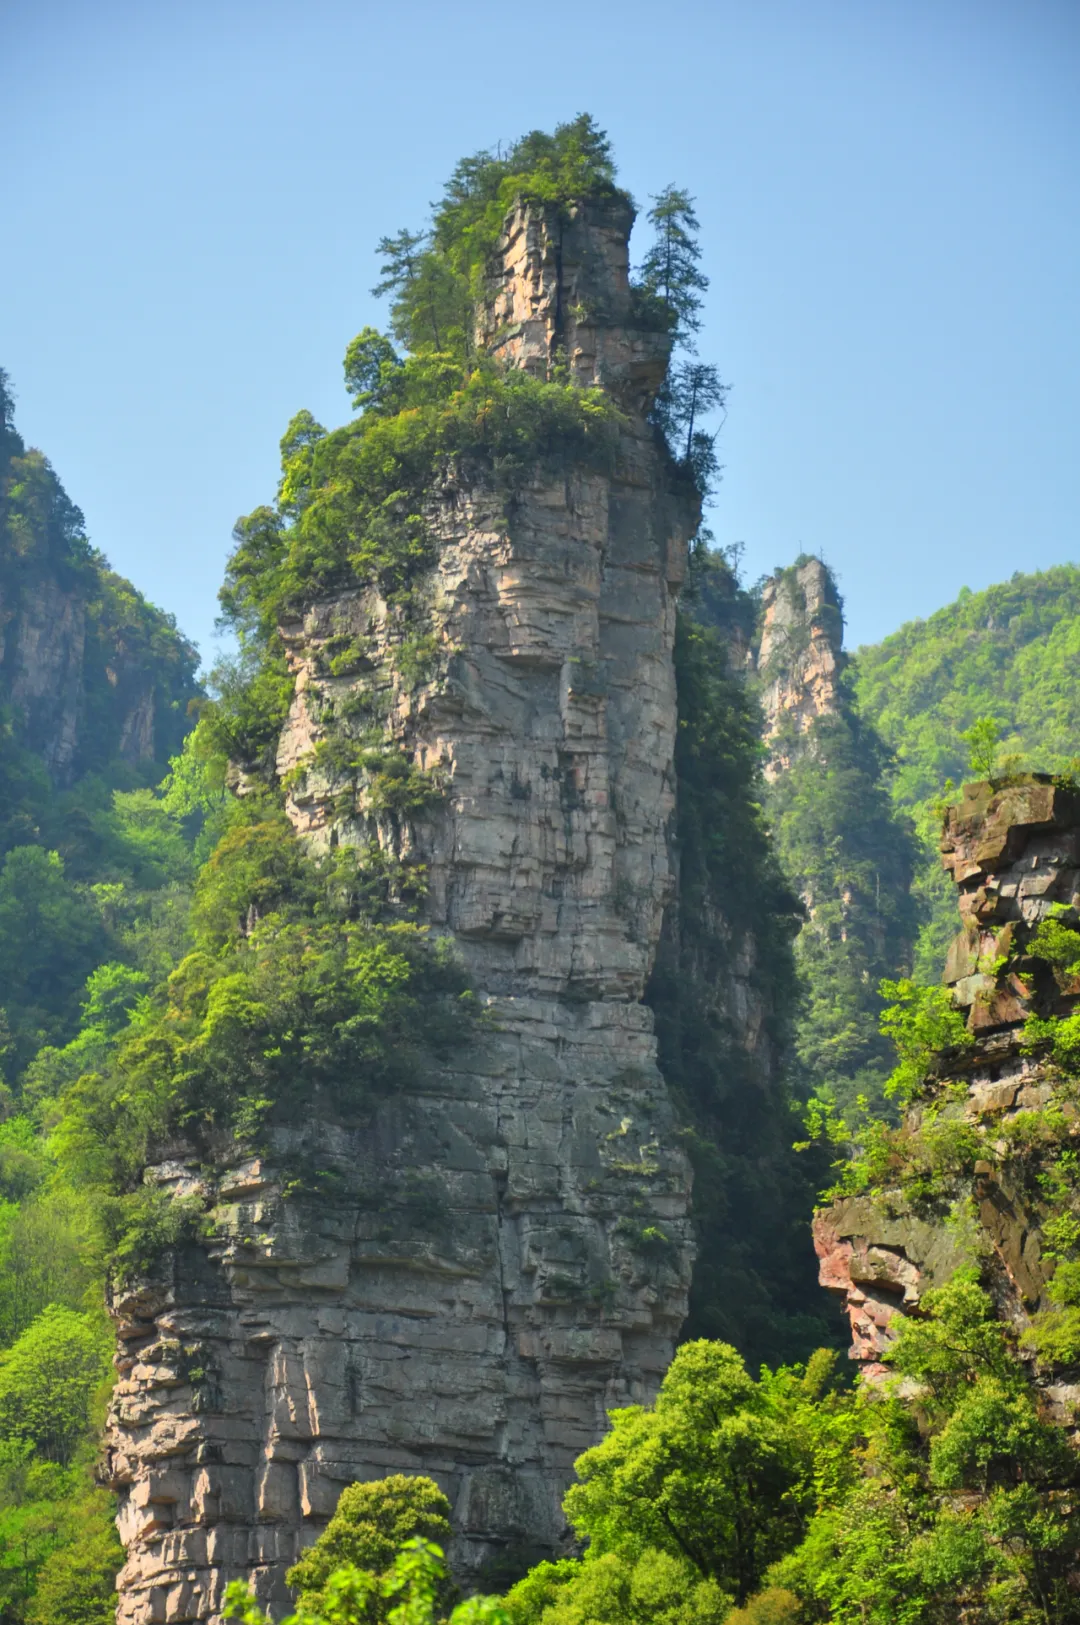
[0,374,205,1622]
[854,565,1080,975]
[1,117,1079,1625]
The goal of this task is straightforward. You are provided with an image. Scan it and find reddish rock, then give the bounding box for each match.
[817,774,1080,1371]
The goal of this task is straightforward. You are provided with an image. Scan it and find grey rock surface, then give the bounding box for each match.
[106,197,696,1623]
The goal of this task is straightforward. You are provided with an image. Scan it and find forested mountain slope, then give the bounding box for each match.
[854,564,1080,974]
[751,561,1080,1125]
[750,559,919,1119]
[0,371,201,1073]
[0,375,204,1623]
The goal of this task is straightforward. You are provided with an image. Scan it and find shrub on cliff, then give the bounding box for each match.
[500,1278,1080,1623]
[226,1535,507,1625]
[48,784,472,1275]
[757,1274,1080,1622]
[506,1340,857,1622]
[222,368,624,650]
[287,1475,452,1618]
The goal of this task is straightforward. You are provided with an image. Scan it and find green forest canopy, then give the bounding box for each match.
[854,564,1080,975]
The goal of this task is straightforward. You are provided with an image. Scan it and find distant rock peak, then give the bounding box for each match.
[753,556,844,777]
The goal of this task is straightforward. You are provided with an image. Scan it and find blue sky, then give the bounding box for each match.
[3,0,1077,666]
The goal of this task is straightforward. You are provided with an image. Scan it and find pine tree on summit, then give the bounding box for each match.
[370,229,426,303]
[638,185,709,345]
[637,185,727,496]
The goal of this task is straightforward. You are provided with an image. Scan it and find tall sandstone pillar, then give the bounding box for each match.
[105,196,696,1623]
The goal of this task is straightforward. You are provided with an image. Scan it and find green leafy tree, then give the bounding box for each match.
[373,232,463,354]
[344,329,405,414]
[0,847,105,1070]
[0,1189,97,1346]
[654,363,727,465]
[0,1306,110,1467]
[875,976,974,1107]
[226,1536,507,1625]
[23,1484,122,1625]
[509,1340,856,1618]
[371,230,427,304]
[0,1438,124,1625]
[723,1594,800,1625]
[959,714,1002,780]
[287,1475,452,1618]
[636,188,727,498]
[770,1275,1080,1622]
[507,1547,729,1625]
[503,1273,1080,1623]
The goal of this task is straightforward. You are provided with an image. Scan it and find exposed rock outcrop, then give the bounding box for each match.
[106,199,696,1623]
[0,416,199,782]
[815,774,1080,1383]
[754,556,844,777]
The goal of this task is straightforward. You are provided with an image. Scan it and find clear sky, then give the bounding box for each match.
[3,0,1078,666]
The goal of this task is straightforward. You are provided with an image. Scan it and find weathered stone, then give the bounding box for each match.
[107,198,696,1623]
[818,775,1080,1370]
[0,559,195,782]
[939,775,1080,1033]
[753,558,843,777]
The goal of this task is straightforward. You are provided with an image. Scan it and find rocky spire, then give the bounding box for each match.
[105,198,697,1624]
[754,556,844,778]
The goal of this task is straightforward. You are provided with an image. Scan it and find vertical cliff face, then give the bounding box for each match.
[0,388,199,783]
[106,200,696,1623]
[815,775,1080,1408]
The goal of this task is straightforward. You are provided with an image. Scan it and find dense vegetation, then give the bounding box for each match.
[648,550,838,1365]
[0,373,200,1077]
[226,1273,1080,1623]
[854,565,1080,976]
[0,375,201,1620]
[513,1270,1080,1624]
[756,563,921,1121]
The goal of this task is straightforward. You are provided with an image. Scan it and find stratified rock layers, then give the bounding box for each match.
[815,775,1080,1381]
[106,198,696,1623]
